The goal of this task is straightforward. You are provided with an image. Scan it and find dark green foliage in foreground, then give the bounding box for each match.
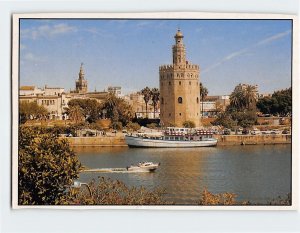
[66,177,169,205]
[18,126,82,205]
[198,188,291,206]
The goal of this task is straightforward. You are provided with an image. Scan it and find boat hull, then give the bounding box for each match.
[125,136,217,148]
[127,165,158,172]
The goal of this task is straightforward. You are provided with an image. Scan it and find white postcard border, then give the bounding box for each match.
[12,12,298,210]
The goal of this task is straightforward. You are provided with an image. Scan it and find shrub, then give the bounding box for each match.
[67,177,169,205]
[18,126,82,205]
[198,188,237,205]
[126,122,141,132]
[146,123,158,129]
[182,120,196,128]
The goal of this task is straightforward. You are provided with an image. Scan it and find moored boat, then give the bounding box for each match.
[125,127,218,148]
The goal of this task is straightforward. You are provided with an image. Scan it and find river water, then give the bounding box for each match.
[76,144,291,205]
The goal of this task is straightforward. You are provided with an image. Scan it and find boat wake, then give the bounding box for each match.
[82,168,150,173]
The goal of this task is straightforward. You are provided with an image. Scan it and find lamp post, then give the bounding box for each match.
[71,181,92,197]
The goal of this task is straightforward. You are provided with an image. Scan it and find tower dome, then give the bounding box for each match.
[174,29,183,38]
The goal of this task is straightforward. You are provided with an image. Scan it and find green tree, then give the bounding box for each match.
[141,87,151,118]
[68,105,84,124]
[200,82,208,116]
[151,88,160,118]
[18,126,81,205]
[19,101,48,123]
[101,94,134,127]
[229,84,257,111]
[212,112,237,129]
[230,110,257,128]
[67,99,101,123]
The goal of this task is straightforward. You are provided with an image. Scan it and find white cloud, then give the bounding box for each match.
[256,30,291,46]
[21,23,77,40]
[202,30,291,74]
[22,52,45,63]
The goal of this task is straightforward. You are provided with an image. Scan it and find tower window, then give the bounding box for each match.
[179,81,181,85]
[179,113,181,116]
[178,97,183,104]
[169,81,171,85]
[189,81,191,85]
[169,113,171,117]
[197,97,199,103]
[161,97,164,104]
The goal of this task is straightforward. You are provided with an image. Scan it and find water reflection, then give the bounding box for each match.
[77,145,291,204]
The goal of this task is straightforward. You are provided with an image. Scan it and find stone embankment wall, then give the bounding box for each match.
[67,134,291,147]
[215,134,291,146]
[67,136,126,147]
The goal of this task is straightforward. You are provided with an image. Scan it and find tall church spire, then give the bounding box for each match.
[75,63,88,93]
[79,62,85,80]
[172,29,186,65]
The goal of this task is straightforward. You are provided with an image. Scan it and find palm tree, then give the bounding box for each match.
[141,87,151,118]
[151,88,160,119]
[200,82,208,117]
[244,85,257,109]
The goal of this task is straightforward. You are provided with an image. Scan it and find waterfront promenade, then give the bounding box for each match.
[66,133,291,147]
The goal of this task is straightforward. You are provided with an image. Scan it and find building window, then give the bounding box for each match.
[179,113,181,116]
[189,81,191,85]
[169,113,171,117]
[169,81,171,85]
[178,97,183,104]
[197,97,199,103]
[179,81,181,85]
[161,97,164,104]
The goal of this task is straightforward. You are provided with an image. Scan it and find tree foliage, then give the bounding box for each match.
[257,88,292,116]
[126,122,141,132]
[141,87,152,118]
[229,84,257,111]
[200,82,208,101]
[212,112,237,129]
[101,93,134,126]
[67,99,101,123]
[19,101,48,123]
[151,88,160,118]
[18,126,82,205]
[182,120,196,128]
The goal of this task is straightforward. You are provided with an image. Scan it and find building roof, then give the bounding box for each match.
[20,86,35,91]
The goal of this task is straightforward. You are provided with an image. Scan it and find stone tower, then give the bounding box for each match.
[159,29,200,127]
[75,63,88,93]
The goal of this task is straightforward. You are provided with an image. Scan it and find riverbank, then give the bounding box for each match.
[66,134,291,147]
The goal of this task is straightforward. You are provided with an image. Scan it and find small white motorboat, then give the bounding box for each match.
[126,162,160,172]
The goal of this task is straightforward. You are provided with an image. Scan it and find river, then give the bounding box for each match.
[76,144,291,205]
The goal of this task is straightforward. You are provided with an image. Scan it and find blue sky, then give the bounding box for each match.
[20,19,292,95]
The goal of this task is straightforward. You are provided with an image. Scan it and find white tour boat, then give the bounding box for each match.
[126,162,160,172]
[125,127,218,148]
